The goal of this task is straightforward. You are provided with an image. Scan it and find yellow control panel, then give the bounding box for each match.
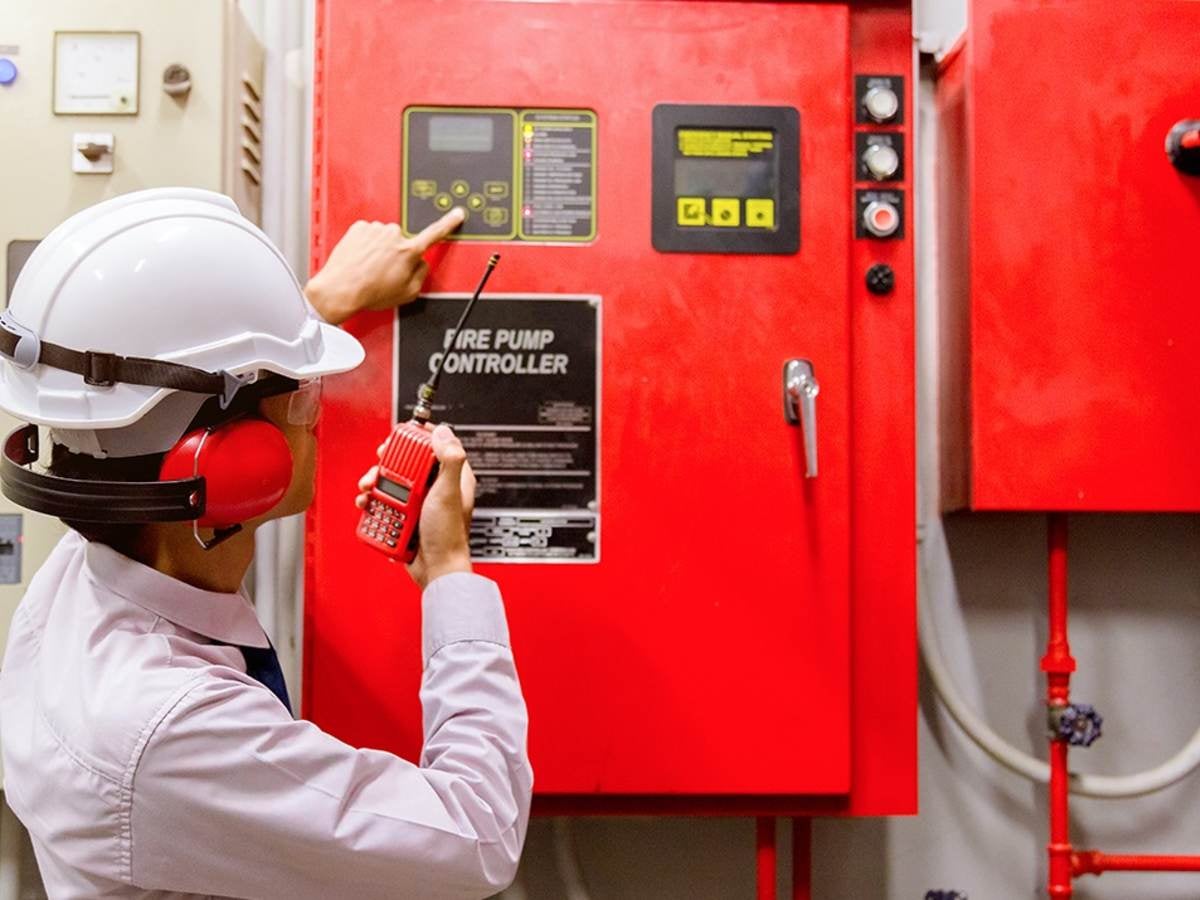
[653,105,798,254]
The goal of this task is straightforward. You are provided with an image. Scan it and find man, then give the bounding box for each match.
[0,188,531,899]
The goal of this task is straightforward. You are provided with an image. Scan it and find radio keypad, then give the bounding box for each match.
[362,497,406,548]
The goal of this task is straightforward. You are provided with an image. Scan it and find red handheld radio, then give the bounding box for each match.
[357,254,499,562]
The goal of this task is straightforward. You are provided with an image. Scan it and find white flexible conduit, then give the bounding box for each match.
[919,581,1200,798]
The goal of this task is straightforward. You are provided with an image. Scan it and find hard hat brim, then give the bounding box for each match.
[303,321,366,379]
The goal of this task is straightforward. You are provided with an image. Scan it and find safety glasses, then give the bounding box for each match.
[286,377,323,427]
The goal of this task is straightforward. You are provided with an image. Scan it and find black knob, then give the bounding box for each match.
[1052,703,1103,748]
[925,892,968,900]
[866,263,895,296]
[1167,119,1200,176]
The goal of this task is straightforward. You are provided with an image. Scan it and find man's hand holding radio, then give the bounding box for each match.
[304,207,466,325]
[357,424,475,588]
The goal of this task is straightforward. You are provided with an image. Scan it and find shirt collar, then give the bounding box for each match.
[82,536,270,648]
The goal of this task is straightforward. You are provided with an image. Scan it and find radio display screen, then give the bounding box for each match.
[377,476,411,503]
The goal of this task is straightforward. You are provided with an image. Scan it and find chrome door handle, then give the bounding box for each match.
[783,359,819,478]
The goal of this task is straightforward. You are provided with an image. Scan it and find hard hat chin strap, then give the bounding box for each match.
[0,311,253,408]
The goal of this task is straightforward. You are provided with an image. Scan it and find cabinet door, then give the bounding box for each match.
[968,0,1200,511]
[308,0,853,797]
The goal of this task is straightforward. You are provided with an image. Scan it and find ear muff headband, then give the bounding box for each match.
[0,376,301,527]
[0,425,204,523]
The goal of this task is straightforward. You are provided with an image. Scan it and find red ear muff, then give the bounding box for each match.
[159,419,293,528]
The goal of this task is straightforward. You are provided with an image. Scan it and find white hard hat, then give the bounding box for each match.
[0,188,363,455]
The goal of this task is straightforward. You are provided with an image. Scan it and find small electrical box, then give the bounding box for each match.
[938,0,1200,511]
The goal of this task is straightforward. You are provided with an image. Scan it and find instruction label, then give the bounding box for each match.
[519,110,597,241]
[395,295,600,562]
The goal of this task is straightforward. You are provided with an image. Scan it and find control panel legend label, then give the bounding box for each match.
[519,110,597,241]
[395,295,600,562]
[403,106,596,244]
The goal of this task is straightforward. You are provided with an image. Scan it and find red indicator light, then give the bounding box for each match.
[863,200,900,237]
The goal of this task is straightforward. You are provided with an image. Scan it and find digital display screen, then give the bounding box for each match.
[674,157,776,199]
[377,476,411,503]
[428,115,495,153]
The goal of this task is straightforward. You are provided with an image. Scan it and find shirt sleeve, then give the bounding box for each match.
[128,574,531,900]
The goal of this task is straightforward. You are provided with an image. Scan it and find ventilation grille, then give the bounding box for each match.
[381,426,436,476]
[240,73,262,187]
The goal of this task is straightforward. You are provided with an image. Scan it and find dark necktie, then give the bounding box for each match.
[240,643,292,715]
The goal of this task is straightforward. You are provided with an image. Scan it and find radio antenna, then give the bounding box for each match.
[412,253,499,423]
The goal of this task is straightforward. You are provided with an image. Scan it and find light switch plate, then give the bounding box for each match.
[73,132,114,173]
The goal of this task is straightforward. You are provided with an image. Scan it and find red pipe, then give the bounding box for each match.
[1040,514,1075,693]
[1048,739,1073,898]
[791,818,812,900]
[1042,514,1075,899]
[757,817,777,900]
[1074,851,1200,876]
[1039,515,1200,891]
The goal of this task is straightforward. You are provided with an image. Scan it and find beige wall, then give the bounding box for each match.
[0,0,261,673]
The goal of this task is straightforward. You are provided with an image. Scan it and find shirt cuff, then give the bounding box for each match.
[421,572,509,665]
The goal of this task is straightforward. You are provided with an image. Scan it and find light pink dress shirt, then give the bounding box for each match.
[0,531,531,899]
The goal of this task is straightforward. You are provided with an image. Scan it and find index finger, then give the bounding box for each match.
[408,207,467,253]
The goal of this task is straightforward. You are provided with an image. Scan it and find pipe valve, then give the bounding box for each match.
[1050,702,1104,748]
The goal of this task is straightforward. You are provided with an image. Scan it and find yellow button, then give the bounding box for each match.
[710,198,741,227]
[483,207,509,227]
[484,181,510,199]
[746,198,775,229]
[450,180,470,197]
[411,179,437,199]
[433,193,453,211]
[677,196,706,226]
[467,193,486,211]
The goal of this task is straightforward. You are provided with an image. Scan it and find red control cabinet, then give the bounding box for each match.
[308,0,914,814]
[939,0,1200,512]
